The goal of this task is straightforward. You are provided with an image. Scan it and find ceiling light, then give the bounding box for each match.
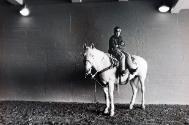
[20,6,30,16]
[158,5,170,13]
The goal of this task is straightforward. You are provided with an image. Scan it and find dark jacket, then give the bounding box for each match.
[109,35,125,58]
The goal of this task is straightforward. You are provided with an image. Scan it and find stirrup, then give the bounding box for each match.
[120,70,127,76]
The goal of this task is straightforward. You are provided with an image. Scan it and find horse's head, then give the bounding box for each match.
[83,43,96,78]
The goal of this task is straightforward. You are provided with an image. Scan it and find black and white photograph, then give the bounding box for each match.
[0,0,189,124]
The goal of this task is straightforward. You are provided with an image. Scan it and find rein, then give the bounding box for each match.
[86,55,116,88]
[91,64,113,88]
[92,63,113,78]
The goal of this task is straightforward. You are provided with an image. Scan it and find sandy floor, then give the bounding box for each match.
[0,101,189,125]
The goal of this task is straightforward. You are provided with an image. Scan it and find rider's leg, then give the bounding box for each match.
[120,53,126,75]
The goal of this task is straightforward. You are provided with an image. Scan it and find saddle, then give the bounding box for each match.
[108,54,119,67]
[108,52,137,75]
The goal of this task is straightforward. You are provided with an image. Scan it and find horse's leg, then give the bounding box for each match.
[129,78,138,110]
[103,86,110,114]
[109,82,115,116]
[139,76,145,109]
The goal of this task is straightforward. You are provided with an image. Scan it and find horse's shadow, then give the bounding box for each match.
[117,104,145,110]
[86,103,145,116]
[86,103,108,116]
[88,109,108,116]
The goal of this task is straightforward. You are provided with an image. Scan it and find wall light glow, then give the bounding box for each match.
[20,6,30,16]
[158,5,170,13]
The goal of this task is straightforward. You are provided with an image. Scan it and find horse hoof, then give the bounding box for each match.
[104,109,109,114]
[129,105,133,110]
[142,105,145,110]
[110,111,115,117]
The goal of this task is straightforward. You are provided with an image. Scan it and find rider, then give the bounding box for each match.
[108,26,137,76]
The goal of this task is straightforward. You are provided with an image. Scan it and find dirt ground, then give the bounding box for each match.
[0,101,189,125]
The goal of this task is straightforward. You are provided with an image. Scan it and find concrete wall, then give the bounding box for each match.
[0,0,189,104]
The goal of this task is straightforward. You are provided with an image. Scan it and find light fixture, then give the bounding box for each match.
[20,5,30,16]
[158,5,170,13]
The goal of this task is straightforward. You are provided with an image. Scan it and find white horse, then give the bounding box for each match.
[83,43,148,116]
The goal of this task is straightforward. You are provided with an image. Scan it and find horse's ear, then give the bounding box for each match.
[83,43,87,50]
[91,43,95,49]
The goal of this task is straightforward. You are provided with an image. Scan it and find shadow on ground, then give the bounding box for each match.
[0,101,189,125]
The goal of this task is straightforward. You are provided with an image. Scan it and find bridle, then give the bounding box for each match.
[84,56,117,88]
[84,55,115,79]
[84,59,93,78]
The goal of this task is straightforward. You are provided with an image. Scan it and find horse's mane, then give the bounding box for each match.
[93,48,109,61]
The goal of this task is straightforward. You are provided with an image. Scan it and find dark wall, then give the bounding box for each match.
[0,0,189,104]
